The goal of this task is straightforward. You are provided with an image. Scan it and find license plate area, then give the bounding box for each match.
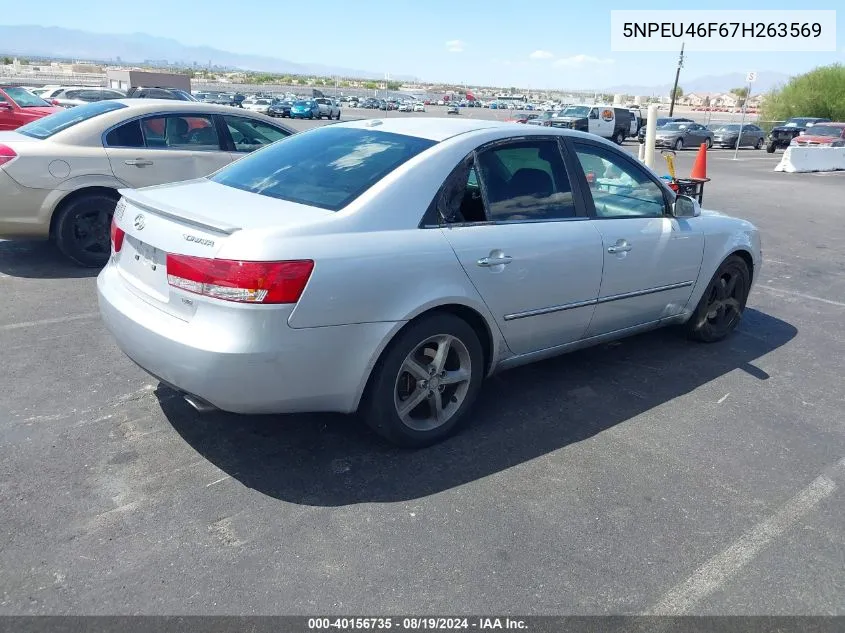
[120,236,169,302]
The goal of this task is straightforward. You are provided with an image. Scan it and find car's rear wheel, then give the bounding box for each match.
[614,130,625,145]
[54,191,118,268]
[674,138,684,151]
[704,138,712,149]
[361,313,484,448]
[755,138,764,150]
[686,255,751,343]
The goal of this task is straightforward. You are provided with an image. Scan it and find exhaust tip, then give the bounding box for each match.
[183,394,217,413]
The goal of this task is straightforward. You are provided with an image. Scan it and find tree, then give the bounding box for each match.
[2,56,12,65]
[761,64,845,122]
[730,86,749,106]
[670,86,684,100]
[704,95,711,107]
[364,81,378,90]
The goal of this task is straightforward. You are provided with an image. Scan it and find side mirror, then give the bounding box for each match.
[672,195,700,218]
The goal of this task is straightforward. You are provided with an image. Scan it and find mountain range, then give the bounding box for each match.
[605,72,792,96]
[1,25,792,94]
[0,25,413,80]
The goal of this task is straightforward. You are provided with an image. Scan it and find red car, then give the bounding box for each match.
[791,122,845,147]
[506,113,539,124]
[0,86,62,131]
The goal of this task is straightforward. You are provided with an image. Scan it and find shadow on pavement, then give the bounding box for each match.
[0,240,100,279]
[159,308,796,506]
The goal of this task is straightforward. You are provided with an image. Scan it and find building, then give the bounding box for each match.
[106,69,191,92]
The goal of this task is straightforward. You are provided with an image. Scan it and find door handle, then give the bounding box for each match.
[607,240,632,254]
[477,255,513,267]
[125,159,154,167]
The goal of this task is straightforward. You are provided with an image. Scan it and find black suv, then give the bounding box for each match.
[766,117,831,152]
[125,87,198,101]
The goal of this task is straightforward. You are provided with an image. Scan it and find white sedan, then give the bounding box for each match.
[241,98,273,114]
[413,103,426,112]
[0,100,294,265]
[98,118,761,447]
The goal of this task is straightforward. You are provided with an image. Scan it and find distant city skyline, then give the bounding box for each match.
[2,0,843,90]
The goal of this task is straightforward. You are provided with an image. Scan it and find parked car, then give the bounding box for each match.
[241,98,274,115]
[526,110,563,126]
[398,103,412,112]
[0,86,62,130]
[547,105,631,145]
[790,122,845,147]
[413,103,426,112]
[653,122,714,150]
[711,124,766,149]
[766,117,832,152]
[125,87,198,102]
[0,100,294,266]
[638,117,693,143]
[506,113,539,124]
[290,100,321,119]
[97,119,760,448]
[315,98,341,120]
[50,88,126,108]
[446,105,460,115]
[268,100,293,118]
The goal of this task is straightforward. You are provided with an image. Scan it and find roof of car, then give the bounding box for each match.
[336,117,514,141]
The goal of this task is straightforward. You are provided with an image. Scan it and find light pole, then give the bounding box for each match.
[668,42,684,117]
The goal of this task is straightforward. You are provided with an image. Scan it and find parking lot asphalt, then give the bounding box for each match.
[1,109,844,615]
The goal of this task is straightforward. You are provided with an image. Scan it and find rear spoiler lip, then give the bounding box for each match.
[118,188,241,236]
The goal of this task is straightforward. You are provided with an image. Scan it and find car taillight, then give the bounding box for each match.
[165,255,314,304]
[0,144,17,167]
[110,216,125,252]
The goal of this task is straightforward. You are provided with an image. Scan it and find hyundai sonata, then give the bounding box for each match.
[98,118,761,447]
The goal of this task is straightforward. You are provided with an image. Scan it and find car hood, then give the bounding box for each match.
[770,126,802,133]
[16,106,62,117]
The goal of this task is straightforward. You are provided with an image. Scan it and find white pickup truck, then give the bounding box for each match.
[315,98,341,120]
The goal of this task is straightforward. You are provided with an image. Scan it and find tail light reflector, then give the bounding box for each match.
[165,255,314,304]
[0,144,17,167]
[110,217,125,253]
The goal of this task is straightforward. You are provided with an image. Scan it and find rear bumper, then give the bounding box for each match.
[0,169,53,239]
[97,264,399,415]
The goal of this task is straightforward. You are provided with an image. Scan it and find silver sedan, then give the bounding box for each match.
[98,118,761,447]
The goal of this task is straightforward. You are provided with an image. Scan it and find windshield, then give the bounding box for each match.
[3,87,51,107]
[784,118,816,127]
[210,127,436,211]
[803,126,842,137]
[715,125,742,132]
[562,105,591,117]
[659,123,689,131]
[293,100,310,106]
[16,100,127,139]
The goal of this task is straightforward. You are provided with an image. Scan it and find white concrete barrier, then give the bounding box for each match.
[774,146,845,173]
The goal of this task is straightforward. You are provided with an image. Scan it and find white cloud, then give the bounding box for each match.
[553,54,614,68]
[529,50,554,60]
[445,40,466,53]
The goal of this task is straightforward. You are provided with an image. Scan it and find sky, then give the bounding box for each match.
[2,0,844,89]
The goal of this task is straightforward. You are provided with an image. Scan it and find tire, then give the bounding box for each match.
[360,312,485,448]
[755,138,764,150]
[704,138,712,149]
[766,142,776,153]
[614,130,625,145]
[674,138,684,151]
[309,113,314,120]
[54,191,119,267]
[685,255,751,343]
[336,111,341,120]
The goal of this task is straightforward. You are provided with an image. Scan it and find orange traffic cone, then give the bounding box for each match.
[690,143,708,180]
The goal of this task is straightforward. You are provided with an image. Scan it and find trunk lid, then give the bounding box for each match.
[113,179,332,320]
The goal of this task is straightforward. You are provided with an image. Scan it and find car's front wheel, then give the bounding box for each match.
[755,138,764,150]
[686,255,751,343]
[361,313,485,447]
[674,138,684,151]
[704,138,712,149]
[54,191,119,267]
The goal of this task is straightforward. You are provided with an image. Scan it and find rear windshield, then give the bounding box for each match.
[210,126,437,211]
[17,100,127,139]
[3,86,51,107]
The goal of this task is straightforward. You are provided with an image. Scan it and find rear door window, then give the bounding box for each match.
[140,115,220,150]
[222,115,290,153]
